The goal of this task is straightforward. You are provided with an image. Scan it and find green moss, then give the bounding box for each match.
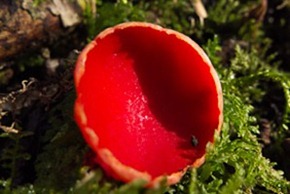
[33,92,87,192]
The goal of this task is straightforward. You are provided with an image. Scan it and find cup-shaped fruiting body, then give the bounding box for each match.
[74,22,223,187]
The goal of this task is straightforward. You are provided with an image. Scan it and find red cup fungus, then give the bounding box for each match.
[74,22,223,187]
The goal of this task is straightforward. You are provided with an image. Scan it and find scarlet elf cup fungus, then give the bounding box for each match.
[74,22,223,186]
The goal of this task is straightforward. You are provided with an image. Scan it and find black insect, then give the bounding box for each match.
[191,135,198,147]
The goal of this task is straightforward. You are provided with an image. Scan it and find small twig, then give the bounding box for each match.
[248,0,268,22]
[0,79,35,133]
[0,122,19,134]
[19,78,36,93]
[192,0,208,26]
[277,0,290,10]
[0,78,36,105]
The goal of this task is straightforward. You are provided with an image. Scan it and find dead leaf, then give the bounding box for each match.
[49,0,81,27]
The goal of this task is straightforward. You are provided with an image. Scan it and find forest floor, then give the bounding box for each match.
[1,0,290,193]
